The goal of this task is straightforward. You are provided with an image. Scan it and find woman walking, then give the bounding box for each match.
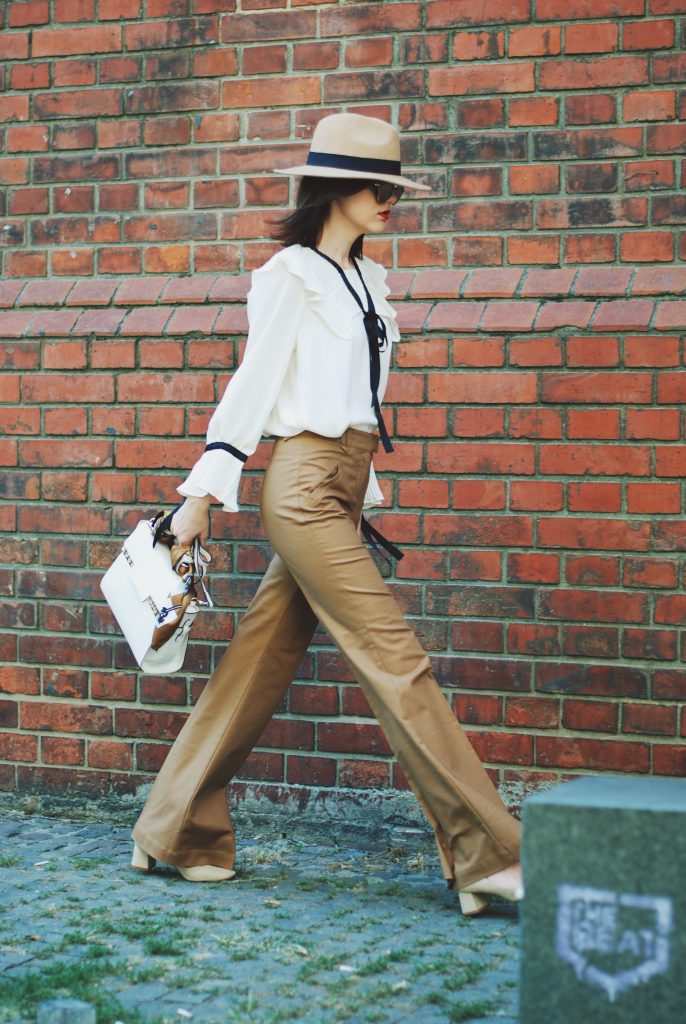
[131,113,523,915]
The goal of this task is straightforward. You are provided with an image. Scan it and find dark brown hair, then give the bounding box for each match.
[271,176,368,258]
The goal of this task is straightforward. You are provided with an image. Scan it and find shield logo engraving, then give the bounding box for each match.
[556,884,672,1003]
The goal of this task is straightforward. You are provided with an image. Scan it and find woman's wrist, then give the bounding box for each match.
[183,493,213,509]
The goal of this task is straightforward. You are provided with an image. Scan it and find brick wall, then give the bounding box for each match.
[1,0,686,808]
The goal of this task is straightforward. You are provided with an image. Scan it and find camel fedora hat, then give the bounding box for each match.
[274,112,431,192]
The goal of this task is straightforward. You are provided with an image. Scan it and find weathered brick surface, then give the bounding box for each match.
[0,2,684,803]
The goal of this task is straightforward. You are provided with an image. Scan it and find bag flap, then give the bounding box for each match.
[122,520,181,608]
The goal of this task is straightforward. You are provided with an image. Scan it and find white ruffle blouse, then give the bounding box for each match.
[177,243,400,512]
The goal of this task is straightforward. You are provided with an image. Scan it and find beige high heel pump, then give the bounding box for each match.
[131,841,236,882]
[457,863,524,916]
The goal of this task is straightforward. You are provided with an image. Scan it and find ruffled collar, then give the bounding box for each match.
[271,244,399,342]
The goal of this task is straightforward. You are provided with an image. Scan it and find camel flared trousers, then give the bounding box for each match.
[132,428,521,888]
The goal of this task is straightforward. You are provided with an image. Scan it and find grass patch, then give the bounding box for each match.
[0,959,144,1024]
[448,998,499,1021]
[71,857,111,871]
[0,855,22,868]
[142,933,186,957]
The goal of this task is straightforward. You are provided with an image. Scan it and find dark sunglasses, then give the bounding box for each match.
[367,180,405,204]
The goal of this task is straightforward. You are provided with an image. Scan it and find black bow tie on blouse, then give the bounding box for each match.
[311,246,394,455]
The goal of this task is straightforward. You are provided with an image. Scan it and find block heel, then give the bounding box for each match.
[131,841,156,872]
[458,890,489,916]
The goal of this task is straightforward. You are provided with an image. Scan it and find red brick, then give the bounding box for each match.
[567,482,621,513]
[54,0,94,17]
[428,371,536,405]
[7,126,48,153]
[21,700,111,734]
[565,234,616,263]
[646,124,686,156]
[460,269,519,299]
[536,736,648,772]
[449,551,502,581]
[450,168,502,197]
[429,62,534,96]
[33,25,121,57]
[452,480,506,510]
[10,63,50,90]
[337,760,391,790]
[653,745,686,776]
[538,517,650,552]
[541,589,647,624]
[115,708,186,741]
[452,236,503,266]
[655,303,686,330]
[566,555,620,587]
[567,408,620,438]
[87,740,133,771]
[624,558,678,590]
[222,76,320,109]
[534,301,596,331]
[292,41,340,71]
[567,334,620,367]
[623,703,676,735]
[317,722,391,757]
[540,444,649,478]
[628,482,681,514]
[507,623,560,656]
[507,553,560,584]
[509,165,559,194]
[541,371,651,404]
[621,232,674,263]
[346,36,393,67]
[0,665,40,695]
[457,98,505,128]
[42,736,84,766]
[450,338,504,369]
[652,672,686,700]
[509,339,562,370]
[509,97,559,127]
[426,0,529,27]
[286,755,336,788]
[622,629,678,662]
[8,0,49,26]
[469,731,534,766]
[627,161,676,194]
[451,621,503,652]
[565,94,617,125]
[537,0,644,17]
[626,409,680,439]
[0,733,37,762]
[565,22,618,53]
[623,19,675,50]
[509,479,563,511]
[625,90,675,123]
[541,55,648,90]
[509,407,565,440]
[452,30,504,61]
[509,25,561,57]
[454,694,502,726]
[562,700,618,733]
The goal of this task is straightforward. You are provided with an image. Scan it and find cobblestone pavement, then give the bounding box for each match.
[0,814,519,1024]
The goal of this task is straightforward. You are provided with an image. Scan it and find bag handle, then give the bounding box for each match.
[151,503,183,547]
[151,504,214,608]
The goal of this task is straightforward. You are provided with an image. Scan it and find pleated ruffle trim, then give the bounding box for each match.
[253,243,401,344]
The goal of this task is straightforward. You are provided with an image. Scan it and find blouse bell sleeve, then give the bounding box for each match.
[177,256,304,512]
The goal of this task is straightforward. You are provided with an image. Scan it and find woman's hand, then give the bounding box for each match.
[171,496,212,546]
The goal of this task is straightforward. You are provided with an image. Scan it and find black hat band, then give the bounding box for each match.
[306,151,402,176]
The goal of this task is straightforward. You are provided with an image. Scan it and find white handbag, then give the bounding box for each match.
[100,510,212,673]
